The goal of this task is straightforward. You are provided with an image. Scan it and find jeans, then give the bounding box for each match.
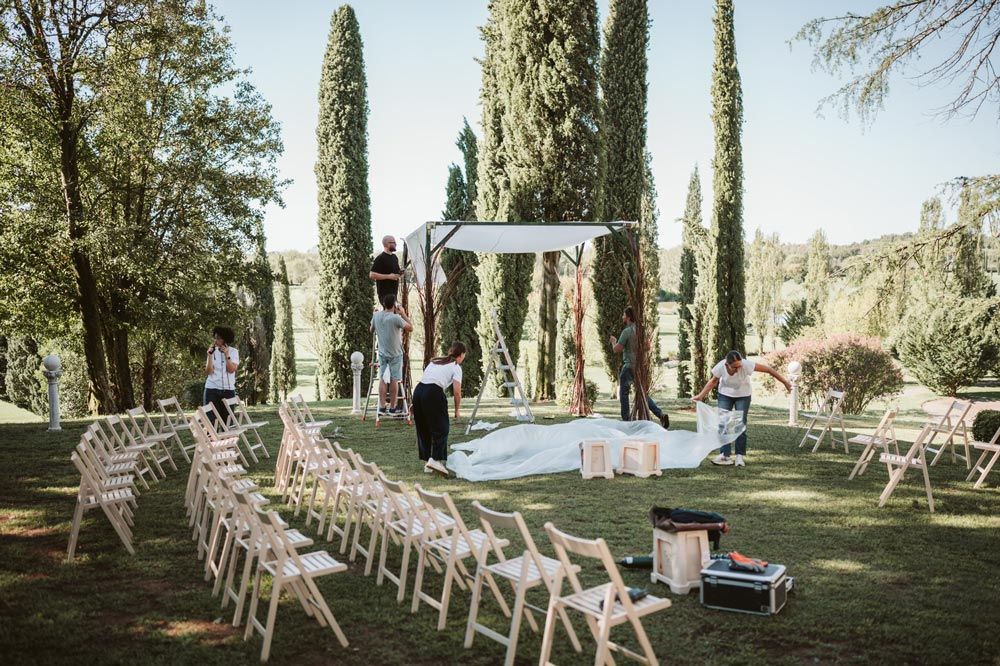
[412,382,449,462]
[717,394,750,456]
[204,387,236,426]
[618,366,662,421]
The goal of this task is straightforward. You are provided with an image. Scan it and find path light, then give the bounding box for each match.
[42,354,62,432]
[350,351,364,414]
[787,361,802,427]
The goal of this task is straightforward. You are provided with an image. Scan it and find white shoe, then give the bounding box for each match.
[424,458,449,477]
[711,454,733,466]
[422,464,433,473]
[735,455,745,467]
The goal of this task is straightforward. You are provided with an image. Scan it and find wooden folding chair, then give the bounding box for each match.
[376,476,430,603]
[348,456,387,572]
[924,400,972,468]
[878,426,936,513]
[86,423,152,490]
[157,396,197,463]
[290,394,333,430]
[540,522,671,666]
[199,402,253,467]
[245,507,349,661]
[78,434,140,499]
[325,445,367,553]
[105,415,167,479]
[465,502,582,666]
[125,406,178,473]
[67,448,137,561]
[798,389,848,453]
[965,425,1000,489]
[411,484,507,631]
[223,396,270,463]
[848,407,899,480]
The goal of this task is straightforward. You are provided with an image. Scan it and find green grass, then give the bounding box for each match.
[2,398,999,665]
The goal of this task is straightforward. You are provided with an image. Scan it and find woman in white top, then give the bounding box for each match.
[204,326,240,425]
[693,350,791,467]
[413,341,466,474]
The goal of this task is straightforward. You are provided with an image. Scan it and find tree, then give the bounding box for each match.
[497,0,600,401]
[315,5,374,398]
[593,0,650,383]
[951,185,992,296]
[4,336,45,415]
[779,299,816,344]
[270,257,297,402]
[239,239,275,405]
[640,151,661,360]
[677,167,700,397]
[804,229,831,317]
[746,230,785,353]
[679,167,714,392]
[795,0,1000,123]
[710,0,747,360]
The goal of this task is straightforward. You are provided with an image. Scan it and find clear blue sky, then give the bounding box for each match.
[212,0,998,252]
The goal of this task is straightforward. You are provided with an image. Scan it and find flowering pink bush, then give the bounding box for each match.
[762,335,903,414]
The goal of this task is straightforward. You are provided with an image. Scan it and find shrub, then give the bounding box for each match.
[556,379,598,412]
[181,381,205,409]
[973,410,1000,443]
[762,334,903,414]
[897,296,999,396]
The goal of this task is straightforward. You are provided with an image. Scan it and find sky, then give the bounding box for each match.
[212,0,999,252]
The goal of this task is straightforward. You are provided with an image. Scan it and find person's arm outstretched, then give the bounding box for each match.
[693,376,719,402]
[754,362,792,392]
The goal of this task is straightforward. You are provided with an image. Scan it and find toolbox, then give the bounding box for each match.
[700,559,792,616]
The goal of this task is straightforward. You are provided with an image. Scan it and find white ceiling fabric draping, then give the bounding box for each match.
[403,221,626,287]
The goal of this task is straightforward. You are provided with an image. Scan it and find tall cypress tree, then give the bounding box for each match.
[804,229,831,318]
[270,257,297,402]
[316,5,373,397]
[475,0,534,395]
[4,335,45,415]
[677,166,700,397]
[640,150,661,359]
[593,0,650,383]
[709,0,746,359]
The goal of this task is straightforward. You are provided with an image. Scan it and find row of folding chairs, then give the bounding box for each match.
[284,428,672,666]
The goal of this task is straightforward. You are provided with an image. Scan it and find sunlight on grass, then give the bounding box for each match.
[811,558,868,573]
[743,489,830,504]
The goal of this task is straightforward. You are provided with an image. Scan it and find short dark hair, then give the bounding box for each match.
[725,350,743,365]
[382,293,396,309]
[212,326,236,345]
[623,306,635,323]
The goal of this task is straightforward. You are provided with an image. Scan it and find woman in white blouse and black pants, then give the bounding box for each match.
[413,341,466,473]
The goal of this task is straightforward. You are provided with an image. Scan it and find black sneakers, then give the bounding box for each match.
[659,413,670,430]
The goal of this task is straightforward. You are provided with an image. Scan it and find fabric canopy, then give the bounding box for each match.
[404,221,633,286]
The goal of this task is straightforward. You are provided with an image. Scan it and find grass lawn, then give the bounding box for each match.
[2,397,999,665]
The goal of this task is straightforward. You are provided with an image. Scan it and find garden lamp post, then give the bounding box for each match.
[42,354,62,432]
[787,361,801,426]
[350,351,364,414]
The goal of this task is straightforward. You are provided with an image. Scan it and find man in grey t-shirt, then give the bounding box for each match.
[371,293,413,414]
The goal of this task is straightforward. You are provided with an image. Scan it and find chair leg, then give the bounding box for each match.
[921,461,935,513]
[630,615,660,666]
[503,581,528,666]
[437,558,457,631]
[463,567,485,648]
[397,538,413,604]
[66,500,84,561]
[538,598,560,666]
[973,452,1000,489]
[411,549,428,614]
[260,579,282,662]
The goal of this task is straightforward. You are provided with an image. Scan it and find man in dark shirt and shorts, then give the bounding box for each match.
[370,235,401,304]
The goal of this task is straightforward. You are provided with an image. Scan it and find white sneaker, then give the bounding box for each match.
[735,455,745,467]
[422,464,433,473]
[424,458,449,477]
[711,454,734,466]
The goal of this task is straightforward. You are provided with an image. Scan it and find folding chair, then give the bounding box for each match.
[86,423,153,490]
[199,402,252,467]
[78,434,140,498]
[465,502,582,666]
[411,484,509,631]
[798,389,848,453]
[67,448,137,561]
[125,406,178,473]
[375,476,430,603]
[245,507,349,661]
[223,396,270,463]
[289,394,333,430]
[105,415,167,479]
[924,400,972,468]
[348,456,387,572]
[965,425,1000,489]
[848,407,899,480]
[157,396,197,463]
[878,426,936,513]
[540,522,671,666]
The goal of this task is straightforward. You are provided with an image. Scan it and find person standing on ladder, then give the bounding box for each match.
[369,235,401,304]
[609,306,669,429]
[372,293,413,415]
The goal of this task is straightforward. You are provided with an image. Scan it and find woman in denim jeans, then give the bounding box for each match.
[692,351,791,467]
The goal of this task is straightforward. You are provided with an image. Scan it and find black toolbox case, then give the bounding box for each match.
[700,559,791,616]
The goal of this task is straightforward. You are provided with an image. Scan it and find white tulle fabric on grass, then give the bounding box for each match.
[447,401,744,482]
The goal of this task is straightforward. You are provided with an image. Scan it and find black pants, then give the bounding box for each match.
[204,387,236,425]
[412,382,449,462]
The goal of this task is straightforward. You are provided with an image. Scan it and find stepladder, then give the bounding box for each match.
[362,332,412,427]
[466,309,533,435]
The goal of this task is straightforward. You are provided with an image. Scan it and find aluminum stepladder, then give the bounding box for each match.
[362,331,412,427]
[465,308,533,435]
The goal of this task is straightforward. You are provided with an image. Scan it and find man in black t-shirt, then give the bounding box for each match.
[369,235,401,305]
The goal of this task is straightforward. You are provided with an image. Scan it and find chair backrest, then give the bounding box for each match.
[76,439,110,483]
[472,500,553,584]
[105,415,138,448]
[872,406,898,441]
[126,406,155,437]
[157,396,184,425]
[379,476,417,525]
[415,484,474,546]
[543,521,633,611]
[932,400,971,428]
[901,425,933,464]
[70,449,102,499]
[222,396,244,428]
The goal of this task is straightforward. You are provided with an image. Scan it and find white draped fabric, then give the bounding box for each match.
[404,221,627,287]
[446,402,742,482]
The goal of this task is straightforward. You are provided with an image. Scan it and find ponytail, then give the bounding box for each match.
[431,341,467,365]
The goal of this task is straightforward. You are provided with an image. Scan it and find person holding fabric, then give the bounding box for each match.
[369,235,401,305]
[609,306,669,429]
[371,293,413,415]
[204,326,239,425]
[692,350,792,467]
[413,341,466,475]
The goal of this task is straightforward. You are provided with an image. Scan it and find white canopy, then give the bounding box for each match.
[404,221,633,286]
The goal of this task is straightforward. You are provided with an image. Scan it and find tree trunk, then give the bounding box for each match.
[570,264,591,416]
[534,251,559,400]
[106,325,136,410]
[141,345,157,411]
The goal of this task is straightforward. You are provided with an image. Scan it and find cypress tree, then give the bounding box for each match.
[270,257,297,402]
[475,0,534,395]
[316,5,373,397]
[500,0,600,401]
[4,335,46,415]
[593,0,650,382]
[677,166,701,397]
[640,150,661,359]
[804,229,830,317]
[556,289,576,387]
[709,0,746,359]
